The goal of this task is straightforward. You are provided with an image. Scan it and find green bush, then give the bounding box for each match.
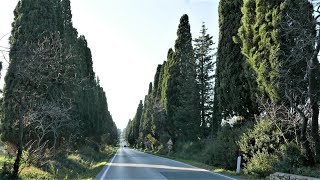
[244,151,279,176]
[279,142,305,169]
[171,141,205,161]
[199,123,251,170]
[237,119,283,163]
[237,119,284,176]
[294,166,320,178]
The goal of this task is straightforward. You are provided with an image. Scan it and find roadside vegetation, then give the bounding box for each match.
[125,0,320,178]
[1,0,320,179]
[0,143,117,179]
[0,0,118,178]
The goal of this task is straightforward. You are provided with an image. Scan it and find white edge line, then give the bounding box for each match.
[99,148,118,180]
[162,157,238,180]
[133,149,237,180]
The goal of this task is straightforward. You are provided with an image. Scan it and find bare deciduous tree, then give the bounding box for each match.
[9,32,80,178]
[276,2,320,164]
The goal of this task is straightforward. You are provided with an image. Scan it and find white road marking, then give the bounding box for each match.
[133,149,238,180]
[167,158,237,180]
[99,149,119,180]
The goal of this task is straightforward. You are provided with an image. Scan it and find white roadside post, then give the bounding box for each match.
[167,138,173,154]
[236,155,241,173]
[236,149,241,174]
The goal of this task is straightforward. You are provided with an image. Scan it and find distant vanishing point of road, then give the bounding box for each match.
[95,147,237,180]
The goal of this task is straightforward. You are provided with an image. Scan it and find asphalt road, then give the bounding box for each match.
[95,147,237,180]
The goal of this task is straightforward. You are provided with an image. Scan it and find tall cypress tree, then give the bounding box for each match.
[132,100,143,143]
[2,0,118,151]
[153,65,162,98]
[238,0,285,102]
[213,0,258,130]
[167,14,199,141]
[125,119,134,146]
[161,49,174,111]
[157,61,166,100]
[140,83,154,140]
[61,0,77,41]
[2,0,59,144]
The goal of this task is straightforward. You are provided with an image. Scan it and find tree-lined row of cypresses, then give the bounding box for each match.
[125,14,215,148]
[213,0,319,164]
[1,0,118,153]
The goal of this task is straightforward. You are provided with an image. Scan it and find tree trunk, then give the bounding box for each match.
[301,115,315,165]
[12,103,25,179]
[309,55,320,163]
[286,89,314,165]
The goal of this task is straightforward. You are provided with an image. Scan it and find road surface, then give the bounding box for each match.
[96,147,237,180]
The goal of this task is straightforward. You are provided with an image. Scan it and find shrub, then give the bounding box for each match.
[174,141,204,160]
[237,119,283,165]
[276,142,305,173]
[200,123,250,170]
[244,151,279,176]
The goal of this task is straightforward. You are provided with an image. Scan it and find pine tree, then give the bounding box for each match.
[193,23,214,137]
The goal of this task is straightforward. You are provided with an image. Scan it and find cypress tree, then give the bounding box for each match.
[161,49,174,110]
[238,0,316,164]
[2,0,60,144]
[213,0,258,131]
[238,0,285,102]
[167,14,200,141]
[60,0,78,41]
[125,119,134,146]
[140,84,154,140]
[132,100,143,143]
[153,65,162,98]
[2,0,118,151]
[157,61,166,100]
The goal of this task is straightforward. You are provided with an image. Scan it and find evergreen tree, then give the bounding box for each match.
[238,0,286,102]
[2,0,118,155]
[2,0,60,144]
[132,100,143,143]
[125,119,134,146]
[157,61,166,100]
[140,84,154,140]
[153,64,162,98]
[60,0,78,40]
[238,0,316,164]
[161,50,174,110]
[167,14,200,141]
[212,0,258,134]
[193,23,214,137]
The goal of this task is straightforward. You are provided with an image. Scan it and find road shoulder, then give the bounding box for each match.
[132,148,244,180]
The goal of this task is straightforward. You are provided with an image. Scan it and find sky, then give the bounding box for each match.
[0,0,219,130]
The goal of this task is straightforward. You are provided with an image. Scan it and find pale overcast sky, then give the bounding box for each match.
[0,0,219,129]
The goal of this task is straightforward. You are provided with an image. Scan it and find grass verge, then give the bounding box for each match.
[0,145,118,179]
